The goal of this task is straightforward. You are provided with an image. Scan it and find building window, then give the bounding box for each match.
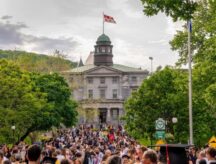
[112,89,118,99]
[112,109,119,120]
[101,46,106,53]
[132,88,138,92]
[100,77,105,84]
[88,90,93,99]
[87,77,93,84]
[100,89,106,99]
[107,47,111,53]
[112,77,118,84]
[131,76,137,83]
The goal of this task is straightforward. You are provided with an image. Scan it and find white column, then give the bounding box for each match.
[94,108,99,123]
[107,108,111,123]
[119,75,122,99]
[119,108,124,125]
[84,109,87,124]
[83,75,87,99]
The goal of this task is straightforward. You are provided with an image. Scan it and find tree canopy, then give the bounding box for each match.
[170,0,216,66]
[0,60,77,144]
[33,73,78,128]
[123,67,188,142]
[170,2,216,145]
[123,66,216,145]
[123,0,216,146]
[140,0,197,21]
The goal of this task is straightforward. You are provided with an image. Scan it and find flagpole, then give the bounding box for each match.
[188,19,193,145]
[103,12,104,34]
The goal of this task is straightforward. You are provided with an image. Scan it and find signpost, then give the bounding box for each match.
[155,118,165,140]
[155,118,166,130]
[208,136,216,148]
[155,131,165,139]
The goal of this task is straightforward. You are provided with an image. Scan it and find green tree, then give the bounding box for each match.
[124,65,216,145]
[192,61,216,145]
[33,73,78,127]
[204,84,216,109]
[137,0,216,146]
[0,60,47,143]
[123,67,189,143]
[170,0,216,66]
[169,0,216,145]
[140,0,197,21]
[0,60,77,143]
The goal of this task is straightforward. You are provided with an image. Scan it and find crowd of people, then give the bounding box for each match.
[0,125,216,164]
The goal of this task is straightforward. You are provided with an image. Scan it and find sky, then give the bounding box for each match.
[0,0,183,71]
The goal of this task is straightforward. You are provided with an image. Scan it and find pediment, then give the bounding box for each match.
[85,66,122,75]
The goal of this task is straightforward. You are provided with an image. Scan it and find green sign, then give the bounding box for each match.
[155,131,165,139]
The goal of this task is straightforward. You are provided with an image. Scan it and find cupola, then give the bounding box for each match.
[94,34,113,66]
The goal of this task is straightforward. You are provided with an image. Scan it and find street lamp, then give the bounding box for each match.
[172,117,178,124]
[172,117,178,142]
[149,57,153,74]
[11,125,16,140]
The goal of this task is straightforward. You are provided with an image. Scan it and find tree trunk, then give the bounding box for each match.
[16,129,31,145]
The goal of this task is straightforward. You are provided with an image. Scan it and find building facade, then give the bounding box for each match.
[63,34,149,126]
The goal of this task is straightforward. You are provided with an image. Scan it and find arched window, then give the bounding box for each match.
[107,47,111,53]
[101,46,106,53]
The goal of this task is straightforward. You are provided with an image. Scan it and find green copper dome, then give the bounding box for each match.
[97,34,111,42]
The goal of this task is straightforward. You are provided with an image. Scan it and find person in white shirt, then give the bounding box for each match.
[0,151,8,164]
[196,150,207,164]
[206,147,216,164]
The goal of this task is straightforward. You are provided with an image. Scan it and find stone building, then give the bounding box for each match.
[63,34,149,126]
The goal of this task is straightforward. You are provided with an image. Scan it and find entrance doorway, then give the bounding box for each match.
[99,108,107,124]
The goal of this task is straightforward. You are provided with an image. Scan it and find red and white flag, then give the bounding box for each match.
[103,14,116,24]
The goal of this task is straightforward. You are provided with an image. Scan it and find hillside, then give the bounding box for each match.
[0,50,77,73]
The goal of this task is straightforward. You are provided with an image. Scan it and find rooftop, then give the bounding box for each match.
[65,64,148,74]
[97,34,111,43]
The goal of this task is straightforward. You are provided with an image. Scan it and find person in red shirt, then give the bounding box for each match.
[107,130,115,144]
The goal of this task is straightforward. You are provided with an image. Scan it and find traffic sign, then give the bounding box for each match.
[155,118,166,130]
[155,139,166,151]
[208,136,216,148]
[156,139,165,145]
[155,131,165,139]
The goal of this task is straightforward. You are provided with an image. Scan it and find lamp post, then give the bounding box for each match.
[172,117,178,124]
[187,0,193,145]
[149,57,153,74]
[11,125,16,142]
[172,117,178,142]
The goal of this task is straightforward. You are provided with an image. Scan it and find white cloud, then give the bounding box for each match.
[107,0,143,19]
[148,39,168,45]
[1,15,13,20]
[0,0,182,71]
[165,17,184,36]
[0,20,79,54]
